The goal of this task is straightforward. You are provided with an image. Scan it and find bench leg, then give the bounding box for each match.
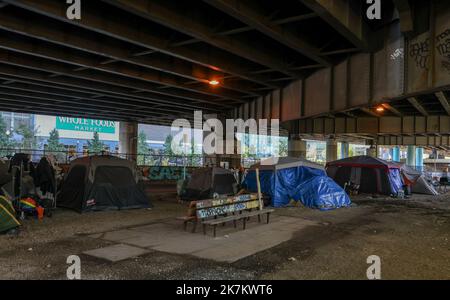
[233,219,237,228]
[243,218,247,230]
[266,213,270,224]
[203,223,206,235]
[213,225,217,238]
[258,214,261,223]
[183,221,188,231]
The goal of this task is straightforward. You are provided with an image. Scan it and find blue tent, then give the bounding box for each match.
[244,157,351,210]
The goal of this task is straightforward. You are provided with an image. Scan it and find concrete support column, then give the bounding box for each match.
[119,121,138,161]
[326,139,338,162]
[392,146,400,162]
[416,147,424,170]
[340,142,349,159]
[288,139,307,158]
[407,145,416,167]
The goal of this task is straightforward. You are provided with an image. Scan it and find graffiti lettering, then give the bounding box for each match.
[436,28,450,74]
[147,166,191,181]
[409,38,430,69]
[390,48,404,60]
[197,201,259,219]
[407,28,450,74]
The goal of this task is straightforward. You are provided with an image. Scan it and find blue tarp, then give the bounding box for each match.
[387,168,403,195]
[244,166,351,210]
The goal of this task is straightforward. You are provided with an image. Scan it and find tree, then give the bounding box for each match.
[137,131,151,165]
[16,123,38,150]
[87,131,105,154]
[46,129,66,162]
[0,114,16,157]
[278,137,288,157]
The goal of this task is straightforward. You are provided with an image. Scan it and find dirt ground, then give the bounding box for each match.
[0,193,449,280]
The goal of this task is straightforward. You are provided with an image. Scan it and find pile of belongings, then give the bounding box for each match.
[34,155,58,199]
[16,197,45,220]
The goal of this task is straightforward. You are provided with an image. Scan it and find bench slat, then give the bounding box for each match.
[196,200,259,219]
[202,209,274,226]
[196,194,258,209]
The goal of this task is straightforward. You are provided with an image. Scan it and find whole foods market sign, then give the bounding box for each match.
[56,117,116,134]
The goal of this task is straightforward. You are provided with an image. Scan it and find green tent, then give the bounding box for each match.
[0,196,20,234]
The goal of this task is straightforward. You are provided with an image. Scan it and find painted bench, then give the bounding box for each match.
[177,194,274,237]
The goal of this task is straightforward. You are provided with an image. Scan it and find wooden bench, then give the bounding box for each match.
[177,194,274,237]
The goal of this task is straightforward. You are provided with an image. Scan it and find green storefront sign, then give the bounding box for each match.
[56,117,116,134]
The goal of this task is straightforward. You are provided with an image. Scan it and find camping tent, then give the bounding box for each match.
[58,156,150,212]
[244,157,351,210]
[181,167,237,200]
[0,195,20,233]
[326,156,404,196]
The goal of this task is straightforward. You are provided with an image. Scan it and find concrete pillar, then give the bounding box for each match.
[416,147,424,170]
[392,146,400,162]
[288,139,307,158]
[407,145,416,167]
[340,142,349,159]
[326,139,338,162]
[119,121,138,161]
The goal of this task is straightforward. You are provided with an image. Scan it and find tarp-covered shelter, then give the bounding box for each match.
[326,156,404,196]
[182,167,237,200]
[58,156,150,212]
[244,157,351,210]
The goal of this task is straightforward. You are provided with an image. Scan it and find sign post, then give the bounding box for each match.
[255,168,263,210]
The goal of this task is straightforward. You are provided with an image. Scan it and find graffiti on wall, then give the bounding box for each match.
[408,28,450,74]
[436,28,450,73]
[409,38,430,69]
[143,166,193,181]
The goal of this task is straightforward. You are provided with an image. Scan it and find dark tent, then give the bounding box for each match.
[181,167,237,200]
[244,157,351,210]
[58,156,150,212]
[326,156,404,196]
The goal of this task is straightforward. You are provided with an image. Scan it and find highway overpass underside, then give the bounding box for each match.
[0,0,449,149]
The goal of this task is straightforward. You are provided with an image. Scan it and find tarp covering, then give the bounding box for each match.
[326,156,404,196]
[0,195,20,233]
[58,156,150,212]
[244,157,351,210]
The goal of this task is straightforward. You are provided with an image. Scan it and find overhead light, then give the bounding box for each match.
[376,106,385,112]
[209,80,220,86]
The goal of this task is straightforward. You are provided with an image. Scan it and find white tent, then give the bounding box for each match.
[249,157,324,171]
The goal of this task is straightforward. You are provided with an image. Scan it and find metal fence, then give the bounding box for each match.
[0,148,257,168]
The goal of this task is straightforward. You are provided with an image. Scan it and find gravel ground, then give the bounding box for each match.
[0,193,449,280]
